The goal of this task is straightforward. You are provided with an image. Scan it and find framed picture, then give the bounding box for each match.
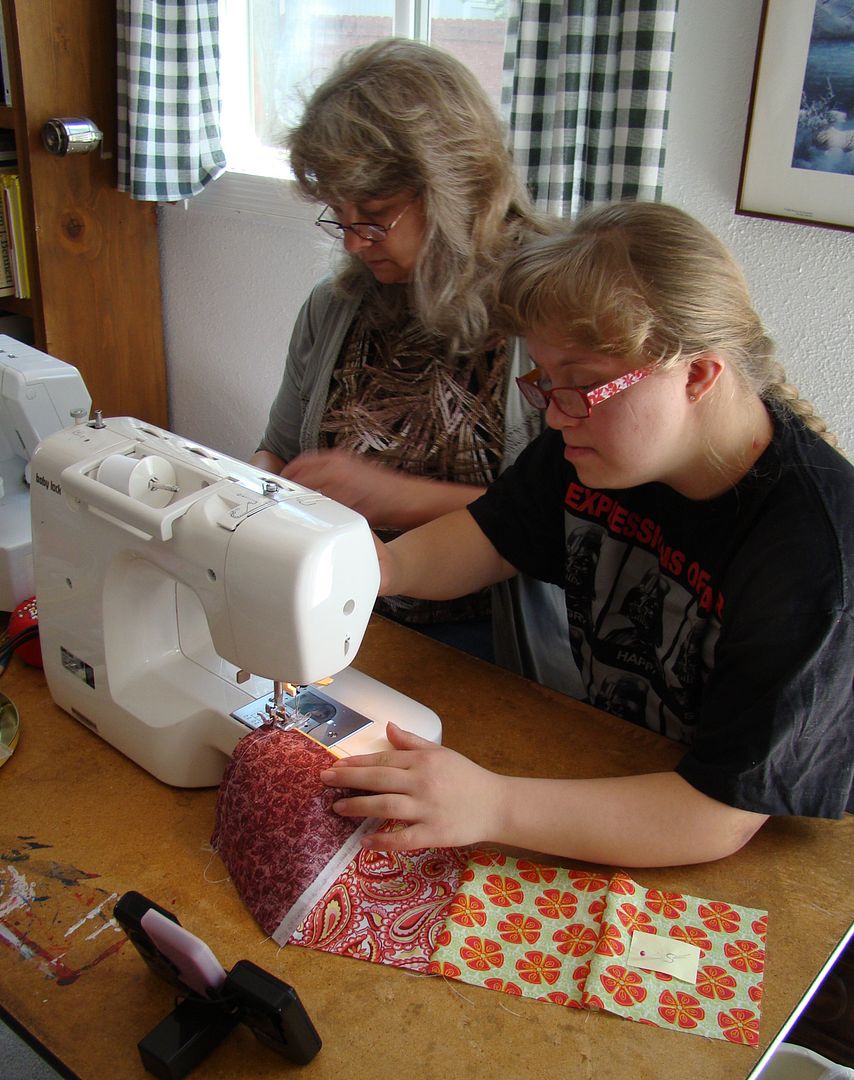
[736,0,854,232]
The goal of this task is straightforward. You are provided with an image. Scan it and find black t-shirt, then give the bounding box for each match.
[468,410,854,819]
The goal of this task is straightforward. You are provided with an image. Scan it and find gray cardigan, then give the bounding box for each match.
[259,276,540,471]
[259,276,577,695]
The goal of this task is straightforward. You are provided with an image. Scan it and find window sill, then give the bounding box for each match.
[189,170,316,224]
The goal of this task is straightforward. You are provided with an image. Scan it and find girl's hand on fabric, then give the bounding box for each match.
[281,449,422,529]
[318,722,505,852]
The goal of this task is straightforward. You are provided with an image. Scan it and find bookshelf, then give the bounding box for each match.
[0,0,167,426]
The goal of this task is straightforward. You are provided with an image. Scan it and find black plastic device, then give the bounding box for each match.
[114,891,188,993]
[113,891,321,1077]
[224,959,322,1066]
[136,998,238,1080]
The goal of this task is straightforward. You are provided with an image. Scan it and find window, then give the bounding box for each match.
[218,1,509,182]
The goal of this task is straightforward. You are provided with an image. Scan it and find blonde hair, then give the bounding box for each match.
[286,38,549,354]
[497,200,836,444]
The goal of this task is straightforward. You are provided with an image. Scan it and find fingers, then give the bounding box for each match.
[330,791,413,821]
[319,764,412,794]
[360,823,427,853]
[384,721,433,751]
[317,725,447,850]
[280,450,319,481]
[280,450,379,519]
[320,725,424,773]
[281,450,340,490]
[283,448,361,479]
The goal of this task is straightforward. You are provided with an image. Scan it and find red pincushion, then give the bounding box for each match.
[9,595,42,667]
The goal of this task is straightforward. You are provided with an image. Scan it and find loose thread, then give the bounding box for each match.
[441,973,479,1008]
[398,966,535,1019]
[201,846,230,885]
[498,999,531,1020]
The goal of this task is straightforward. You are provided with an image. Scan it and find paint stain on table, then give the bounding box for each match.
[0,836,125,985]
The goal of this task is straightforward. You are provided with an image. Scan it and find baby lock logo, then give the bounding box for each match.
[34,472,62,495]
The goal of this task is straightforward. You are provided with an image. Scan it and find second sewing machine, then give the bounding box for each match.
[29,403,441,787]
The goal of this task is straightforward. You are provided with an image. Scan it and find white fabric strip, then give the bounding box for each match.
[272,817,381,946]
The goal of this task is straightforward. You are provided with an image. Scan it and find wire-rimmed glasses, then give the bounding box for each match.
[314,200,414,243]
[516,365,654,418]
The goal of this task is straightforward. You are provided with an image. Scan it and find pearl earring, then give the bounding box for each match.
[688,393,697,402]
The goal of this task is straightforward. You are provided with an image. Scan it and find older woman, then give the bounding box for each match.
[252,38,566,675]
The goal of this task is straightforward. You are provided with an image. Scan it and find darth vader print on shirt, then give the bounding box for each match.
[562,483,718,744]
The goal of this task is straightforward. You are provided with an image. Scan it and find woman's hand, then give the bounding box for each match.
[281,448,486,530]
[319,722,506,851]
[282,449,407,528]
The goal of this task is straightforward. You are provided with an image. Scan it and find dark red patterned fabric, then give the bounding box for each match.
[211,727,365,938]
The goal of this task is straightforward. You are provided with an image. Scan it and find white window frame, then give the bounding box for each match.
[199,1,434,219]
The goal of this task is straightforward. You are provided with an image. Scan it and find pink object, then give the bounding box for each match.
[140,908,226,995]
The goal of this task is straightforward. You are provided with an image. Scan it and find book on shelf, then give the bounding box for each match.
[0,202,14,297]
[0,173,29,299]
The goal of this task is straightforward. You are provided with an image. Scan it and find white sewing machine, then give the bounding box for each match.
[30,415,441,787]
[0,337,91,610]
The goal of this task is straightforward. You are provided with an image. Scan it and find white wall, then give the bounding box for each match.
[158,189,331,461]
[159,0,854,460]
[661,0,852,449]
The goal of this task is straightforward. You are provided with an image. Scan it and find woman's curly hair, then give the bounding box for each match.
[285,38,550,355]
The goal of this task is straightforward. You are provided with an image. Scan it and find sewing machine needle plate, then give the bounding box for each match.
[231,686,373,749]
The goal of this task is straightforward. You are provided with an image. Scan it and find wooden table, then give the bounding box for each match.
[1,617,851,1080]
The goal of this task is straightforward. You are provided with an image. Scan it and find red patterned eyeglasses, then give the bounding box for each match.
[516,365,654,418]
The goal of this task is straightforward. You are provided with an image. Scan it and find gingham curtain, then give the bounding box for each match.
[117,0,226,201]
[502,0,679,217]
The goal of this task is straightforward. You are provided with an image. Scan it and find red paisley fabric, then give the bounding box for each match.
[290,833,469,970]
[211,727,368,939]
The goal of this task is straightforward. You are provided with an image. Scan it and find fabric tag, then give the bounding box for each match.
[627,929,701,984]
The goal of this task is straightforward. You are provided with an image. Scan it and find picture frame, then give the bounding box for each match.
[736,0,854,233]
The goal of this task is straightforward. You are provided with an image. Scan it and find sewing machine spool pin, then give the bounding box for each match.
[147,476,179,494]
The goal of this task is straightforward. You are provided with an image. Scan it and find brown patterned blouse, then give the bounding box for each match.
[319,306,509,625]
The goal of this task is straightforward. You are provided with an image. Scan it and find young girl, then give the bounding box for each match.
[319,201,854,868]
